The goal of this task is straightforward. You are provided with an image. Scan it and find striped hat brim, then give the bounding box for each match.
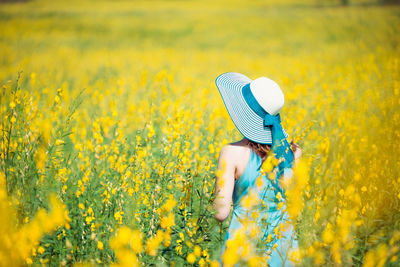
[215,72,289,145]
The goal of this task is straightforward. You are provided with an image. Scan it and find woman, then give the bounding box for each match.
[213,72,302,266]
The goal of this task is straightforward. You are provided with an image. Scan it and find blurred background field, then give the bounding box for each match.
[0,0,399,266]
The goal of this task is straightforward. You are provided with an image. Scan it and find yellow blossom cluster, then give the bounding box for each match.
[110,226,143,267]
[0,172,68,266]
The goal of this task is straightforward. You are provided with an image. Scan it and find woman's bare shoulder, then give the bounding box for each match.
[219,140,251,161]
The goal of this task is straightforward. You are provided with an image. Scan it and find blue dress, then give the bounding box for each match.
[219,149,299,266]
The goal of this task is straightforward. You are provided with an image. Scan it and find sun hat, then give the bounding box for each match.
[215,72,294,171]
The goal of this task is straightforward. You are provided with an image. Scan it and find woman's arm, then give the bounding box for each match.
[213,145,236,222]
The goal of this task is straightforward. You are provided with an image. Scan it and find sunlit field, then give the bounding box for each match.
[1,0,399,266]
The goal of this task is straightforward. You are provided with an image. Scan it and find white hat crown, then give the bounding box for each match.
[249,77,284,116]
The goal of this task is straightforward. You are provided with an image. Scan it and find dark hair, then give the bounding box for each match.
[245,138,271,162]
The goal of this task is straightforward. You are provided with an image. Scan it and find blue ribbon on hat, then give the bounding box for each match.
[242,83,294,182]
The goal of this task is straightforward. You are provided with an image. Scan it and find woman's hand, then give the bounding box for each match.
[290,142,302,164]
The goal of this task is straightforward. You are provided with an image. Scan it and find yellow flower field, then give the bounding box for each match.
[0,0,399,266]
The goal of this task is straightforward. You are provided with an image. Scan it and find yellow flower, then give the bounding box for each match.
[35,146,47,171]
[194,245,201,257]
[186,252,196,264]
[256,175,264,189]
[288,248,300,263]
[248,255,264,267]
[339,189,344,196]
[54,95,61,104]
[97,241,104,250]
[362,250,375,267]
[147,123,155,138]
[276,192,282,202]
[208,143,215,154]
[179,232,184,241]
[361,186,367,192]
[114,211,123,224]
[261,155,278,174]
[322,223,334,244]
[198,257,206,267]
[26,258,33,265]
[55,139,65,146]
[38,246,45,254]
[345,184,355,196]
[9,101,16,109]
[126,230,143,253]
[222,246,239,266]
[145,230,163,256]
[162,196,177,212]
[241,189,260,209]
[109,226,142,267]
[160,213,175,229]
